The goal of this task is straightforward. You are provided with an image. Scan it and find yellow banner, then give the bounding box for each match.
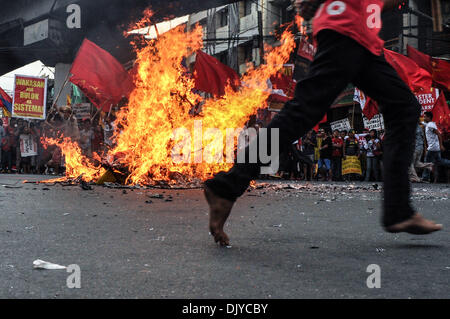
[342,156,362,176]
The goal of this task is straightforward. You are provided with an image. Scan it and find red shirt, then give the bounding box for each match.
[313,0,385,56]
[332,137,344,157]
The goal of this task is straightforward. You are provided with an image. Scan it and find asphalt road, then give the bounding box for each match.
[0,174,449,299]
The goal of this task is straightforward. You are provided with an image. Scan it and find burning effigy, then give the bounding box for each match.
[40,11,297,188]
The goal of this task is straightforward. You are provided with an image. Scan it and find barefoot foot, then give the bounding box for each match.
[204,186,234,246]
[385,213,443,235]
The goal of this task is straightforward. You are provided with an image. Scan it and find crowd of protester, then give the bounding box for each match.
[270,113,450,183]
[0,106,114,175]
[1,107,449,183]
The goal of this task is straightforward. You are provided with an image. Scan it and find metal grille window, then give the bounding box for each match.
[244,0,252,17]
[218,8,228,28]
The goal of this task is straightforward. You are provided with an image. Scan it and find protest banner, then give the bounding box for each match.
[73,103,92,120]
[363,114,385,131]
[330,118,351,132]
[297,37,316,62]
[416,88,439,115]
[342,155,362,176]
[12,75,47,120]
[20,134,38,157]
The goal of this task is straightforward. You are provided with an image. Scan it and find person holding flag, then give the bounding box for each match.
[204,0,442,247]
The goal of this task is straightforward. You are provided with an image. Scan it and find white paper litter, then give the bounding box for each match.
[33,259,66,270]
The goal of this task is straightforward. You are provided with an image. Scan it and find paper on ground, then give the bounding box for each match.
[33,259,66,270]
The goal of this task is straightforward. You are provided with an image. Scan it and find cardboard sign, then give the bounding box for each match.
[73,103,92,120]
[330,118,351,132]
[20,134,38,157]
[363,114,385,131]
[12,75,47,120]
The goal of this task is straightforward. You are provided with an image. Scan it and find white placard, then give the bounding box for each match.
[20,134,38,157]
[330,118,351,132]
[73,103,92,120]
[363,114,385,131]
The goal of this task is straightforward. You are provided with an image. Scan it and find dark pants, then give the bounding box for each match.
[331,157,342,180]
[1,150,12,169]
[205,30,420,227]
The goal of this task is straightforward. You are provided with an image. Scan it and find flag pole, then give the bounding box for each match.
[351,101,356,129]
[91,105,102,122]
[107,103,113,119]
[46,71,71,121]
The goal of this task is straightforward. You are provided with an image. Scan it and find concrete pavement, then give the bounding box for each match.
[0,174,448,298]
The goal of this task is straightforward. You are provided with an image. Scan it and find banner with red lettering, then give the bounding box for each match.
[12,75,47,120]
[416,89,440,115]
[297,37,316,62]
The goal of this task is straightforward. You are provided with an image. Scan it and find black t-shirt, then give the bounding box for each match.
[320,136,332,159]
[345,138,359,156]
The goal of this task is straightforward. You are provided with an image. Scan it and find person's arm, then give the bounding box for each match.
[433,129,445,151]
[375,140,381,150]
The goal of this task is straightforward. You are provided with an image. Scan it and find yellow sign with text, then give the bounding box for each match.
[342,156,362,176]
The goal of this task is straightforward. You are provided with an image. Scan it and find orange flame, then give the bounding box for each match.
[44,137,106,182]
[51,11,297,186]
[295,15,307,37]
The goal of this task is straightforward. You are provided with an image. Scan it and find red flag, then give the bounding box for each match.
[193,50,240,97]
[313,114,327,132]
[354,88,379,120]
[407,45,432,73]
[432,92,450,133]
[407,45,450,90]
[431,58,450,91]
[70,39,134,112]
[363,97,379,121]
[383,49,432,93]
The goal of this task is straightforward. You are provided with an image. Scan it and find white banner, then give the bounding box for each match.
[330,118,351,132]
[363,114,385,131]
[73,103,92,120]
[20,134,38,157]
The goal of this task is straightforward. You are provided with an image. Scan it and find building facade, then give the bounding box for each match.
[187,0,294,74]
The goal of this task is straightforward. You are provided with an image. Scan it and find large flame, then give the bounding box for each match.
[44,137,106,182]
[47,12,296,185]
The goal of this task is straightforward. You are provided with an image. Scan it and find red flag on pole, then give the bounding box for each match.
[383,49,432,93]
[432,92,450,133]
[431,58,450,91]
[70,39,134,112]
[406,45,432,73]
[313,114,327,132]
[407,45,450,91]
[193,50,240,97]
[354,88,379,120]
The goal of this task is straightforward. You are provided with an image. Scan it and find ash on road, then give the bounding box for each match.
[0,174,448,298]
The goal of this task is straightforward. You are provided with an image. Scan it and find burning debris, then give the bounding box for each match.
[35,10,296,189]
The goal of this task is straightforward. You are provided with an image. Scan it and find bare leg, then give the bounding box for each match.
[385,213,442,235]
[204,186,234,246]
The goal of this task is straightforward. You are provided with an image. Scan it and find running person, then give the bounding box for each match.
[204,0,442,246]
